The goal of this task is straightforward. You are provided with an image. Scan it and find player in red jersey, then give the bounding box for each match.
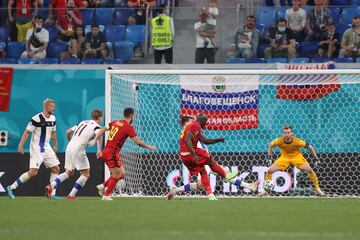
[90,107,157,200]
[178,113,240,200]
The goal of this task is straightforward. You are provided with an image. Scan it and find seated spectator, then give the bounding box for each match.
[20,15,49,60]
[339,16,360,58]
[55,0,83,43]
[83,24,107,59]
[127,0,156,25]
[46,0,86,25]
[8,0,38,42]
[60,25,85,60]
[227,15,259,59]
[305,0,332,41]
[318,23,339,58]
[265,18,296,59]
[194,8,216,64]
[285,0,306,42]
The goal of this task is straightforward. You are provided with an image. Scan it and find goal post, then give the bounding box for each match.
[105,69,360,197]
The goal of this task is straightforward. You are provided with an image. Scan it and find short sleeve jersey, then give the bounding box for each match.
[180,121,203,153]
[270,136,307,158]
[103,120,137,153]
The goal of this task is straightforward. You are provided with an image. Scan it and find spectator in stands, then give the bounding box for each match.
[8,0,38,42]
[318,23,339,58]
[20,15,49,60]
[194,8,216,64]
[126,0,156,25]
[55,0,83,43]
[195,0,218,49]
[264,18,296,59]
[83,24,107,60]
[339,16,360,58]
[305,0,332,41]
[60,25,85,60]
[227,15,259,60]
[151,4,174,64]
[46,0,86,25]
[285,0,306,42]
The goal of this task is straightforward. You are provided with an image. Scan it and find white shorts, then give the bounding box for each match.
[29,147,60,169]
[65,146,90,171]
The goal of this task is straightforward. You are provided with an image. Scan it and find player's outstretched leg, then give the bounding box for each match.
[208,159,238,183]
[166,182,200,200]
[299,163,325,197]
[7,169,36,199]
[96,177,112,197]
[45,170,73,199]
[67,170,90,200]
[230,178,260,192]
[48,165,61,200]
[102,166,125,200]
[199,169,217,200]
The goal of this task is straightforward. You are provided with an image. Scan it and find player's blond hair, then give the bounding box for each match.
[43,98,55,107]
[91,109,103,120]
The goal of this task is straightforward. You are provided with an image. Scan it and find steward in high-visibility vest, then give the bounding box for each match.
[151,15,173,47]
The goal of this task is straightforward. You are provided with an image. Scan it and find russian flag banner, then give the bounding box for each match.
[180,75,259,130]
[276,62,341,101]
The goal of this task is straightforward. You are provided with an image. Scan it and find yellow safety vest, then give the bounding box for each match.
[151,15,173,47]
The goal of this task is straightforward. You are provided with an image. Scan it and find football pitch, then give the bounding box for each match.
[0,197,359,240]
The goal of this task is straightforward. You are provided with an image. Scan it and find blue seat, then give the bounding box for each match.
[105,25,126,43]
[82,58,103,64]
[336,23,350,38]
[60,57,81,64]
[113,41,134,62]
[125,25,146,47]
[114,8,135,25]
[17,58,37,64]
[38,58,59,64]
[266,57,287,63]
[103,59,124,64]
[276,7,287,20]
[47,42,68,59]
[311,57,330,63]
[341,7,360,25]
[332,0,349,5]
[300,41,318,57]
[6,42,25,58]
[353,0,360,5]
[256,7,277,29]
[44,24,59,43]
[94,8,114,26]
[38,8,49,19]
[288,57,309,63]
[255,23,267,37]
[246,58,266,63]
[356,57,360,62]
[0,58,16,64]
[330,7,341,24]
[81,9,95,26]
[0,42,5,51]
[224,58,246,63]
[0,25,9,42]
[333,57,353,63]
[257,44,270,58]
[157,0,168,5]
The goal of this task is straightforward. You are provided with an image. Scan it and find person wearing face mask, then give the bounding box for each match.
[285,0,306,42]
[20,15,49,60]
[264,18,296,59]
[55,0,83,43]
[318,23,339,58]
[151,4,175,64]
[305,0,332,41]
[339,16,360,58]
[227,15,259,60]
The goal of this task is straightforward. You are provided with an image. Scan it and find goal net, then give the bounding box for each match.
[105,69,360,197]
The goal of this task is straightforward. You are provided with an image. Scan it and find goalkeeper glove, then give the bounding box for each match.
[267,156,273,166]
[314,157,321,167]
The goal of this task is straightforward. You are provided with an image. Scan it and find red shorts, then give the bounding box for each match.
[180,150,211,175]
[102,148,123,168]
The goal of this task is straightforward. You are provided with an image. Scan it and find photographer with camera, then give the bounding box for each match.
[264,18,296,59]
[305,0,332,41]
[20,15,49,60]
[339,16,360,58]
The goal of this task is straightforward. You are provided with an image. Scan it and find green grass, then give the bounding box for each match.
[0,197,359,240]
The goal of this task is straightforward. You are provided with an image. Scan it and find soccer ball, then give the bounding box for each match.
[263,180,275,192]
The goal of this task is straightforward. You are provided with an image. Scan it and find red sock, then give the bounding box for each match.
[209,162,226,178]
[103,177,111,187]
[104,176,119,196]
[200,169,212,195]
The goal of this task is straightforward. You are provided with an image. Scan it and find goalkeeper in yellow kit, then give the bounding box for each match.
[261,124,325,196]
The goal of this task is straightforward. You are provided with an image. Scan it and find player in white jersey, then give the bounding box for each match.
[6,99,60,200]
[45,109,103,200]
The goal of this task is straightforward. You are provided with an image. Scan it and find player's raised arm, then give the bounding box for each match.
[131,136,157,151]
[18,129,31,154]
[89,126,107,147]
